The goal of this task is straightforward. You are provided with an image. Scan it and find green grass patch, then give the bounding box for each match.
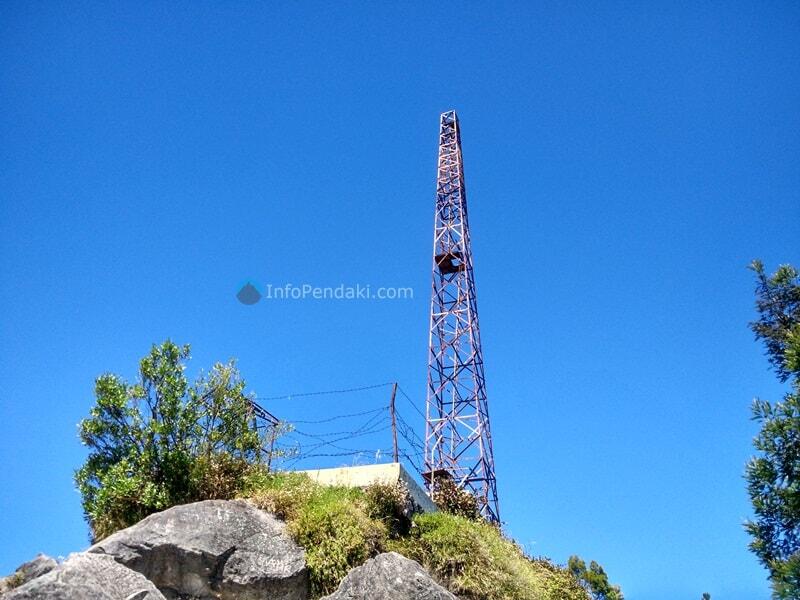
[389,512,588,600]
[244,472,589,600]
[246,472,385,597]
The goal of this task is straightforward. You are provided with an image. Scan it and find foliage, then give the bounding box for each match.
[246,471,318,520]
[391,512,589,600]
[568,556,624,600]
[248,472,386,597]
[246,473,592,600]
[4,571,26,590]
[430,476,480,521]
[75,340,271,541]
[770,553,800,600]
[192,453,254,500]
[290,487,385,597]
[744,261,800,598]
[71,342,609,599]
[749,261,800,384]
[527,556,596,600]
[364,480,413,537]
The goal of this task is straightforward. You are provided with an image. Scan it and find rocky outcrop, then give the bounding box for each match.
[1,505,455,600]
[321,552,457,600]
[0,554,57,593]
[3,553,165,599]
[88,499,308,600]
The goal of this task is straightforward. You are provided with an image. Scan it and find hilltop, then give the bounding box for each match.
[1,473,593,600]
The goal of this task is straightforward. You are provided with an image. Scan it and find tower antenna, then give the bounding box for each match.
[424,110,499,523]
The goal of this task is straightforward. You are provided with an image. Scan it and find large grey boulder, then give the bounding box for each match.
[322,552,457,600]
[89,499,307,600]
[3,553,165,599]
[0,553,57,593]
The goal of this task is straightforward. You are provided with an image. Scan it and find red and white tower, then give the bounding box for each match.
[424,110,499,523]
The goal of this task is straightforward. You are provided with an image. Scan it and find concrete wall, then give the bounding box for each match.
[295,462,437,513]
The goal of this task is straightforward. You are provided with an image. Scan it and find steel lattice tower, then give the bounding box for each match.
[424,110,499,523]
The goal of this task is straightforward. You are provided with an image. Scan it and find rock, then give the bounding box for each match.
[3,553,165,599]
[321,552,457,600]
[13,554,58,583]
[88,499,307,600]
[0,553,58,592]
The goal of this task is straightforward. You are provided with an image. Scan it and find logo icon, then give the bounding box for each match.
[236,281,262,305]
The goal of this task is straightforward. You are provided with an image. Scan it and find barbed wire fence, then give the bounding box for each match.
[249,381,427,478]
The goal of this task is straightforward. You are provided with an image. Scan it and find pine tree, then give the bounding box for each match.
[744,261,800,598]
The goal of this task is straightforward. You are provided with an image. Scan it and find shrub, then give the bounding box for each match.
[247,473,388,598]
[568,556,624,600]
[4,571,27,590]
[75,341,270,541]
[391,511,588,600]
[245,473,597,600]
[290,487,386,597]
[532,555,597,600]
[430,476,481,520]
[247,471,318,520]
[364,481,413,537]
[191,453,261,501]
[82,458,170,541]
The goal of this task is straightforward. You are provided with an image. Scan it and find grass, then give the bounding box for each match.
[3,571,26,590]
[246,471,385,596]
[390,512,588,600]
[244,472,589,600]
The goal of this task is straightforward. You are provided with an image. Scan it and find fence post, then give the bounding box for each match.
[390,382,399,463]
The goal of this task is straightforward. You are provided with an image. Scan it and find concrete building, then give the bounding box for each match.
[295,462,436,514]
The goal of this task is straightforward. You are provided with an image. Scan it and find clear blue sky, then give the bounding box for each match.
[1,2,798,598]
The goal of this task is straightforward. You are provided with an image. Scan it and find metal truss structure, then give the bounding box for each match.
[249,400,283,468]
[424,110,499,523]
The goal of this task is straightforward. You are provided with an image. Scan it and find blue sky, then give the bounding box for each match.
[1,2,799,598]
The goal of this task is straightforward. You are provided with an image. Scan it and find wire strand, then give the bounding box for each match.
[255,382,394,402]
[289,405,388,425]
[252,380,429,477]
[396,384,426,420]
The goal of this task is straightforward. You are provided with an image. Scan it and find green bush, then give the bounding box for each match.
[391,512,588,600]
[248,473,387,597]
[75,340,270,541]
[247,471,319,520]
[290,487,386,596]
[568,556,624,600]
[246,473,596,600]
[364,480,413,537]
[430,476,481,520]
[82,458,170,541]
[73,342,613,600]
[192,453,259,501]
